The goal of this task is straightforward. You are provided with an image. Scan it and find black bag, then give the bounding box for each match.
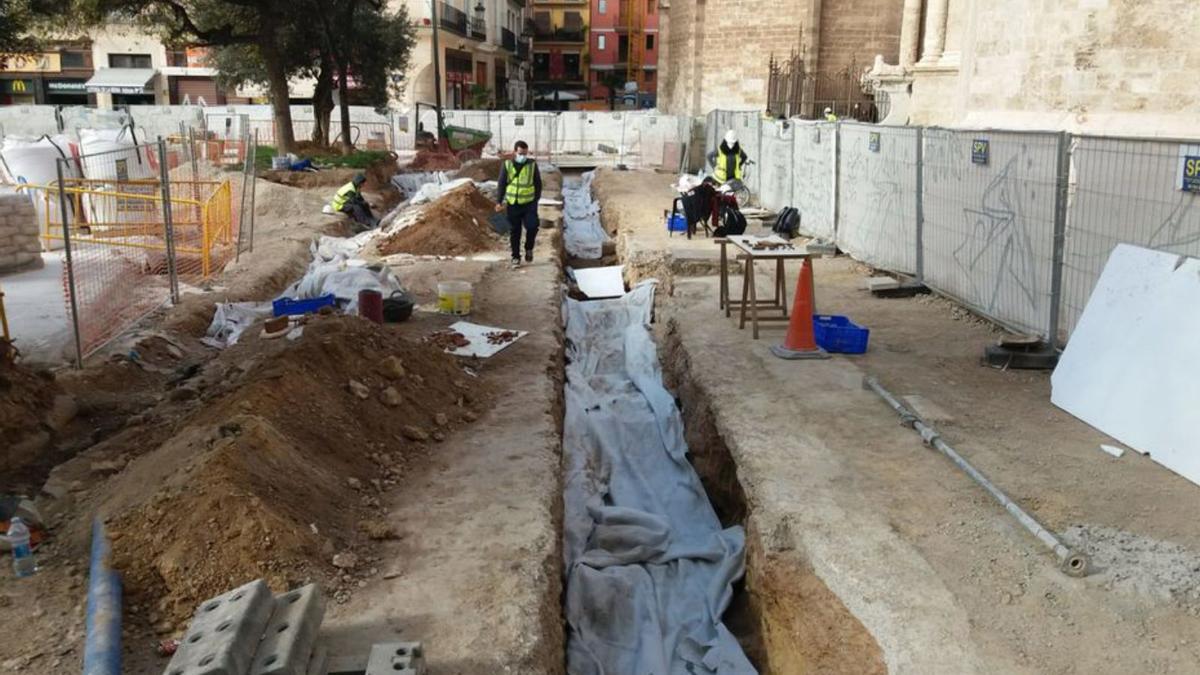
[772,207,801,239]
[713,203,747,237]
[382,291,415,323]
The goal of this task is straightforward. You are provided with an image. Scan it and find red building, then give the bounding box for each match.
[588,0,658,108]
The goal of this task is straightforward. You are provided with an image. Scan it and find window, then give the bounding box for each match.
[647,0,654,13]
[598,0,606,14]
[108,53,152,69]
[597,34,606,50]
[60,50,87,68]
[645,34,654,50]
[167,50,187,67]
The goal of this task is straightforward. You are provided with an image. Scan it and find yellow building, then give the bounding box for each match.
[530,0,590,109]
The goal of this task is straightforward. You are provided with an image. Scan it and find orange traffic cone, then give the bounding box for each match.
[771,258,829,360]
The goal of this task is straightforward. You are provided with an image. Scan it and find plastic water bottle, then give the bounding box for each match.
[7,517,36,578]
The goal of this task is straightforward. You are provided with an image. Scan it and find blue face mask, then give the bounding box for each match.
[514,154,527,164]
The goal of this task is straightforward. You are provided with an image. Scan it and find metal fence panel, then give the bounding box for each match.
[1060,136,1200,338]
[757,119,794,211]
[836,122,918,274]
[791,121,836,240]
[921,129,1060,336]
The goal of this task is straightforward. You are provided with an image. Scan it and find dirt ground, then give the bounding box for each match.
[593,168,1200,673]
[377,183,504,257]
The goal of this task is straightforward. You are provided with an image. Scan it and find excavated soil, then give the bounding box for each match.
[377,183,503,257]
[406,149,461,171]
[103,314,490,629]
[0,355,61,478]
[454,158,503,182]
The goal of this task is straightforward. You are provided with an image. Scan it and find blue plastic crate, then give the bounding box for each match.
[666,214,688,232]
[812,314,870,354]
[272,293,337,317]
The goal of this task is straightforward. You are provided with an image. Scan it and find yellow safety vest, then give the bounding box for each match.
[713,148,743,183]
[505,161,536,205]
[825,113,838,122]
[330,181,358,211]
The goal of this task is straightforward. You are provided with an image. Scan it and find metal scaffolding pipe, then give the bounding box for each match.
[864,376,1090,577]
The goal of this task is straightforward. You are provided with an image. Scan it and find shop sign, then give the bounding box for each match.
[0,53,61,73]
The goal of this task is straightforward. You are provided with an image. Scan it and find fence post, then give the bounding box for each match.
[831,122,841,238]
[158,139,180,304]
[1047,131,1071,350]
[236,123,251,262]
[56,159,84,369]
[915,126,925,284]
[249,130,258,253]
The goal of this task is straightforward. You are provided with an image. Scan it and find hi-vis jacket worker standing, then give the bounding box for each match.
[495,140,543,268]
[707,130,748,184]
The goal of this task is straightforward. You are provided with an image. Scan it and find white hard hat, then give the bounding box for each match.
[824,107,832,114]
[724,130,738,145]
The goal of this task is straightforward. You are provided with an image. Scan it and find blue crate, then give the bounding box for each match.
[666,214,688,232]
[813,314,870,354]
[272,294,337,317]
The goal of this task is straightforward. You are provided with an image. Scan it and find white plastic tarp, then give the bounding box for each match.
[563,282,755,674]
[563,171,608,260]
[570,265,625,299]
[1051,244,1200,487]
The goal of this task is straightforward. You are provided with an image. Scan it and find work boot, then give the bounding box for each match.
[511,257,521,269]
[525,249,534,263]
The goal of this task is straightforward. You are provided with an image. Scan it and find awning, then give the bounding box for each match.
[85,68,156,94]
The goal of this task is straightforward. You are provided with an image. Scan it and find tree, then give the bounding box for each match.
[0,0,82,57]
[85,0,307,153]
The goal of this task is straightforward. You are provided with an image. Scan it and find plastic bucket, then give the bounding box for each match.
[437,281,473,315]
[358,289,384,324]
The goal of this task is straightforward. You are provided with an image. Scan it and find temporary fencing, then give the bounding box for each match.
[715,115,1200,345]
[15,132,254,365]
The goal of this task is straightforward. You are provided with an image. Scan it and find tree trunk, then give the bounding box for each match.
[337,62,353,155]
[261,41,296,154]
[311,55,335,147]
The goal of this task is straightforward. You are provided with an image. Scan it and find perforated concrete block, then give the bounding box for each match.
[304,644,328,675]
[163,579,275,675]
[364,642,425,675]
[249,583,325,675]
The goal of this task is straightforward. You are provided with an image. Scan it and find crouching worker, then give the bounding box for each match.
[495,140,542,268]
[329,173,378,232]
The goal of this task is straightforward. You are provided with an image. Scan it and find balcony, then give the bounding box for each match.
[518,40,530,60]
[439,3,485,40]
[502,27,517,52]
[470,17,486,40]
[533,27,586,42]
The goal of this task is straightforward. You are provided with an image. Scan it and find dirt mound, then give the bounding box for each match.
[108,314,488,626]
[261,167,358,189]
[377,183,502,257]
[407,149,461,171]
[254,178,331,220]
[455,158,503,182]
[0,353,60,476]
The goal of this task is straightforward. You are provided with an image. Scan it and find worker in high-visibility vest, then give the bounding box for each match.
[824,107,838,122]
[494,140,543,268]
[707,130,748,184]
[328,173,377,231]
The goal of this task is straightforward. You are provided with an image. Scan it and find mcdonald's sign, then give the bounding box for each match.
[2,78,35,94]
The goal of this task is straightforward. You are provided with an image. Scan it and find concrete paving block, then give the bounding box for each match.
[364,642,425,675]
[250,583,326,675]
[163,578,275,675]
[865,276,901,292]
[304,643,328,675]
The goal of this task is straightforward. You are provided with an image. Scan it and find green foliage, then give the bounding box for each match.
[254,145,392,171]
[469,84,491,110]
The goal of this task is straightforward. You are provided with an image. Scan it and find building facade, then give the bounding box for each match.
[395,0,533,110]
[587,0,659,108]
[864,0,1200,137]
[0,43,96,106]
[659,0,903,118]
[530,0,590,108]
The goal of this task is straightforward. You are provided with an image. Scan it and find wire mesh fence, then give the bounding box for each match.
[738,121,1198,345]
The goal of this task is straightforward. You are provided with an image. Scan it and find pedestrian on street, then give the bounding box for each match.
[495,140,543,268]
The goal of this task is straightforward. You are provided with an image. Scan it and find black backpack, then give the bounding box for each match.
[772,207,801,239]
[713,203,747,237]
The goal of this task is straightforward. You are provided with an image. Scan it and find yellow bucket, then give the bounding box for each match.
[437,281,473,315]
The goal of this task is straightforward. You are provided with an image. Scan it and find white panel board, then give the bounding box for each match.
[1051,244,1200,486]
[571,265,625,299]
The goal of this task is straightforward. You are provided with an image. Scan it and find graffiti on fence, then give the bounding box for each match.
[837,128,916,274]
[792,125,835,239]
[954,154,1041,313]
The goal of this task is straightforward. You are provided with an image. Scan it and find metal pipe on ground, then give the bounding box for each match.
[83,519,121,675]
[863,376,1090,577]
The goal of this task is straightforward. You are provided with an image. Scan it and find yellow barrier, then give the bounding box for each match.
[20,178,237,279]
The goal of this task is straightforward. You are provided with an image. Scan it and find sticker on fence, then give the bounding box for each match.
[1178,145,1200,192]
[972,139,990,165]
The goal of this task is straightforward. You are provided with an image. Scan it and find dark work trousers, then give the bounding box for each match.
[341,200,378,232]
[506,202,539,260]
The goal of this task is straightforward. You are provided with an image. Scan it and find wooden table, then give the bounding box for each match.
[722,235,818,339]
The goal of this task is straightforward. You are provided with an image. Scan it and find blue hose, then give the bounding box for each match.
[83,519,121,675]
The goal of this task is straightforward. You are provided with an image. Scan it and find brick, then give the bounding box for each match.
[248,584,326,675]
[163,579,275,675]
[364,642,426,675]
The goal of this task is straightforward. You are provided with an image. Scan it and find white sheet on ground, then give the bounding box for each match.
[441,321,528,358]
[563,171,609,260]
[1052,243,1200,487]
[563,281,755,675]
[570,265,625,299]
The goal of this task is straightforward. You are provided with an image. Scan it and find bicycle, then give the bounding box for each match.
[710,159,757,209]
